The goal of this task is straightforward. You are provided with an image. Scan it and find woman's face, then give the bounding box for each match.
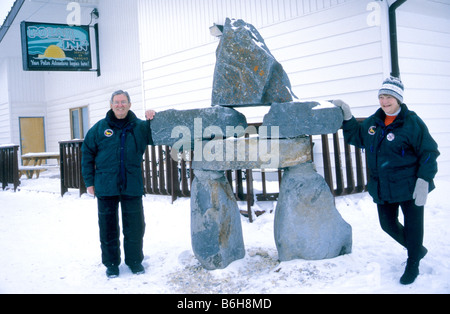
[379,94,400,115]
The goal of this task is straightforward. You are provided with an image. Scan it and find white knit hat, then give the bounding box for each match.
[379,76,404,103]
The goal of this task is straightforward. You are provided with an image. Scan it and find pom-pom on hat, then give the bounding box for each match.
[378,76,404,103]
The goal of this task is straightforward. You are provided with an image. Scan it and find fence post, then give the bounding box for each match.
[0,145,20,192]
[59,140,86,197]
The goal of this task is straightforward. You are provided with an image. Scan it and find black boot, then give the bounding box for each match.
[106,265,119,278]
[400,246,427,285]
[400,259,419,285]
[129,263,145,275]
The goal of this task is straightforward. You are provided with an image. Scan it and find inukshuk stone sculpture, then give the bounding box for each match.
[149,18,352,269]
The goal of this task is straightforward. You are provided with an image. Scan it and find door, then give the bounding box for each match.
[19,117,45,156]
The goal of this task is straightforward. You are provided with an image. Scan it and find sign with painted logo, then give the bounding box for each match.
[21,21,93,72]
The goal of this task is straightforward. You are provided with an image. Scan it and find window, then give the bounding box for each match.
[70,107,89,139]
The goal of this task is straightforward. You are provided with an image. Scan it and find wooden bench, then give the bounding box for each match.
[19,165,60,179]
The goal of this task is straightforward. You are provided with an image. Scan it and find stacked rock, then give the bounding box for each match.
[149,18,352,269]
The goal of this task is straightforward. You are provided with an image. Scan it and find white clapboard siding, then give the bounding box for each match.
[140,0,378,115]
[41,0,143,153]
[139,0,450,180]
[0,60,10,144]
[138,0,352,62]
[397,2,450,178]
[139,0,385,185]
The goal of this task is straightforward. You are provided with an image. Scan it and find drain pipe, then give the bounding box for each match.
[389,0,407,78]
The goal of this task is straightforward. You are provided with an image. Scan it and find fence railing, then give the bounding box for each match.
[59,140,86,197]
[0,119,368,220]
[315,118,369,196]
[0,145,20,192]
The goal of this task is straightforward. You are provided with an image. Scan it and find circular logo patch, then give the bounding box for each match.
[104,129,114,137]
[368,126,376,135]
[387,133,395,141]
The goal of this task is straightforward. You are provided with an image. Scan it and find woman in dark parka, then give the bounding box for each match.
[334,77,439,285]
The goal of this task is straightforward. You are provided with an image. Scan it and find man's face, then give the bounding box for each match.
[379,94,400,115]
[111,94,131,119]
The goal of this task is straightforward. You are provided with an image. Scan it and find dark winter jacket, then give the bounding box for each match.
[81,110,153,197]
[342,103,439,204]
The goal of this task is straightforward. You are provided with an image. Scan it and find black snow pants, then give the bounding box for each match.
[97,195,145,268]
[377,199,424,261]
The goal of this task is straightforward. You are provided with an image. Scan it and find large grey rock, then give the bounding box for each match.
[150,106,247,147]
[274,162,352,261]
[191,136,311,170]
[262,101,344,137]
[211,18,296,106]
[190,170,246,270]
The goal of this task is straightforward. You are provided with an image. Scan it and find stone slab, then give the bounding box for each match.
[191,136,311,170]
[262,101,343,137]
[150,106,248,147]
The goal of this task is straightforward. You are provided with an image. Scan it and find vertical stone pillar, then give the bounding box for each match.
[190,170,245,270]
[274,162,352,261]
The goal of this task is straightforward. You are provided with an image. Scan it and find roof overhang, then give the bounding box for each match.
[0,0,25,43]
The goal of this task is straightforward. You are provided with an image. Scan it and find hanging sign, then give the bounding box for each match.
[20,21,94,72]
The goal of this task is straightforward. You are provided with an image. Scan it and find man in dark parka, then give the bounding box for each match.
[81,90,155,278]
[334,77,439,285]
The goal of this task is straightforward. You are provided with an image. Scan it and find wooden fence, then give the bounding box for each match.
[56,120,368,222]
[317,118,369,196]
[59,140,86,197]
[2,121,368,222]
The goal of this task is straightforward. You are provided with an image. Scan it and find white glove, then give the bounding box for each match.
[413,178,429,206]
[332,100,353,121]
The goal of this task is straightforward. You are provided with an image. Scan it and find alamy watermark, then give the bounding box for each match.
[66,1,97,26]
[170,119,281,169]
[66,2,81,26]
[367,1,382,27]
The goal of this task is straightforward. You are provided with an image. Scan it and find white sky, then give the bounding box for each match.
[0,0,17,26]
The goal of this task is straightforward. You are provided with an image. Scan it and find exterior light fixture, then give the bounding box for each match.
[91,8,99,20]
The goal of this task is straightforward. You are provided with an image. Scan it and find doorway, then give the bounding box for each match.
[19,117,45,157]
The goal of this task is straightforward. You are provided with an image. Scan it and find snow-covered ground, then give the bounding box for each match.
[1,168,449,294]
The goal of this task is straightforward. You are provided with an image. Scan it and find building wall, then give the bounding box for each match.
[0,58,11,144]
[40,0,143,153]
[138,0,450,180]
[396,0,450,178]
[2,57,47,149]
[138,0,351,62]
[139,0,367,122]
[1,0,449,180]
[0,0,145,154]
[138,0,386,183]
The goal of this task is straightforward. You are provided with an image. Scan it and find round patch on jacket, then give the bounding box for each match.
[387,133,395,141]
[368,126,376,135]
[104,129,114,137]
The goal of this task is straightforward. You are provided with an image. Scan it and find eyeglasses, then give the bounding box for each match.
[112,101,129,106]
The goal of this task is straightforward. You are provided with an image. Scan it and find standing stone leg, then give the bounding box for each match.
[190,170,245,270]
[274,162,352,261]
